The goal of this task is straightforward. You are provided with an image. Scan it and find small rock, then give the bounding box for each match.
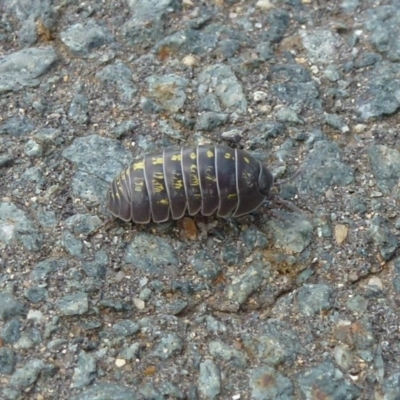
[0,348,16,375]
[71,351,97,389]
[56,293,89,316]
[250,366,294,400]
[60,19,113,57]
[335,224,348,244]
[152,333,183,360]
[0,293,25,321]
[198,360,221,400]
[297,284,334,316]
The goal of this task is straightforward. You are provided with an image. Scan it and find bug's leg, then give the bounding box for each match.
[273,195,307,214]
[85,217,116,239]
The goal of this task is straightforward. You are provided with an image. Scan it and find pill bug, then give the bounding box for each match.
[107,144,274,224]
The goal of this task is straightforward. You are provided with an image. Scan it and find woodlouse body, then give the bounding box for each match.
[107,144,274,223]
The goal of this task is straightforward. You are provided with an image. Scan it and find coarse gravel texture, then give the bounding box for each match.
[1,0,400,399]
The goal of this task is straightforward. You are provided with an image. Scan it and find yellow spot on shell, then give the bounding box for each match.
[153,181,165,193]
[228,193,237,199]
[152,157,164,165]
[133,161,144,170]
[134,178,145,192]
[207,150,214,158]
[224,152,233,159]
[173,179,184,190]
[171,154,181,161]
[190,152,196,160]
[190,165,199,186]
[154,172,164,179]
[244,157,250,163]
[159,199,169,205]
[206,174,216,182]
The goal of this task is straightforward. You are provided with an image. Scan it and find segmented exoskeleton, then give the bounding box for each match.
[107,144,274,223]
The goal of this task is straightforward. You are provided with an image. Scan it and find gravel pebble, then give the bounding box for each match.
[56,293,89,316]
[124,233,178,274]
[70,383,138,400]
[198,359,221,400]
[295,361,361,399]
[250,366,294,400]
[297,284,334,316]
[61,19,113,57]
[71,351,97,389]
[152,333,183,360]
[0,293,25,321]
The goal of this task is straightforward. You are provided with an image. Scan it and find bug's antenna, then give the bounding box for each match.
[274,166,304,187]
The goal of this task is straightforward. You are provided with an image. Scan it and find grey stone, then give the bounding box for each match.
[62,134,133,183]
[24,139,43,157]
[257,41,274,60]
[195,111,229,131]
[96,62,138,104]
[145,74,188,113]
[324,113,349,133]
[0,46,58,94]
[25,286,48,303]
[383,371,400,400]
[356,61,400,120]
[70,383,138,400]
[0,293,25,321]
[369,215,399,261]
[68,92,89,124]
[152,333,183,360]
[297,284,334,316]
[368,145,400,194]
[31,258,67,281]
[266,211,313,253]
[61,19,113,57]
[198,360,221,400]
[363,6,400,62]
[276,107,304,125]
[242,320,303,367]
[300,29,339,64]
[56,293,89,316]
[112,120,138,139]
[0,347,16,375]
[71,351,97,389]
[138,383,162,399]
[297,140,355,196]
[10,359,46,389]
[261,9,290,44]
[0,202,43,252]
[1,319,22,343]
[61,231,83,258]
[112,320,140,337]
[198,64,247,114]
[250,366,294,400]
[124,233,178,274]
[65,214,103,236]
[189,250,222,279]
[296,361,360,399]
[209,341,247,368]
[226,260,271,306]
[154,27,219,56]
[70,170,108,205]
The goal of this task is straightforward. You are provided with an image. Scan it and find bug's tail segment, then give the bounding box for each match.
[107,180,131,222]
[258,164,274,196]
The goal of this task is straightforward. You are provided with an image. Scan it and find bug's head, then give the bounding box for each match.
[258,164,274,196]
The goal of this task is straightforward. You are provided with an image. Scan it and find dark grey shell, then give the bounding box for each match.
[107,144,274,223]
